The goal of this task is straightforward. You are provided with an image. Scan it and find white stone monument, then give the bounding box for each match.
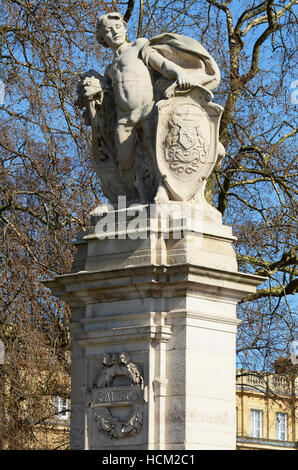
[45,12,265,449]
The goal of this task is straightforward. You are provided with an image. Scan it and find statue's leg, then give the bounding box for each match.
[141,117,169,202]
[141,116,156,164]
[115,124,138,198]
[138,116,168,203]
[115,124,136,170]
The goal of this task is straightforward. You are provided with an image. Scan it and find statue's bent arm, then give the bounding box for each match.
[141,45,196,89]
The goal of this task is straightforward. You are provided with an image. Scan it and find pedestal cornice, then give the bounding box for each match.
[44,263,266,308]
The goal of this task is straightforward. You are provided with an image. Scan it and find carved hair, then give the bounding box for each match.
[96,12,127,48]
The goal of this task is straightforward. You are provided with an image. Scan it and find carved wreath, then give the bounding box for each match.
[94,405,143,440]
[93,352,144,439]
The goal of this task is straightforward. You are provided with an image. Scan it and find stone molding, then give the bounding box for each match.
[44,263,266,308]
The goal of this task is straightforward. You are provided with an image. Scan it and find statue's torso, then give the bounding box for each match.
[107,39,154,115]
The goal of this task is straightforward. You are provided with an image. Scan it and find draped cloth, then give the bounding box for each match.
[141,33,220,92]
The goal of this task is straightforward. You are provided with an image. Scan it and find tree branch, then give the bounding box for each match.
[237,246,297,276]
[240,279,298,302]
[242,0,281,83]
[123,0,136,23]
[235,2,267,36]
[240,0,297,36]
[137,0,144,38]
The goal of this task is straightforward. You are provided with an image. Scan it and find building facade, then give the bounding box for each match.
[236,367,297,450]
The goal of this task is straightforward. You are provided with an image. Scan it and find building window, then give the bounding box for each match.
[276,413,287,441]
[250,409,263,438]
[54,396,68,420]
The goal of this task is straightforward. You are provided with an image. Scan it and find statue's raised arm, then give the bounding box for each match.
[76,12,225,205]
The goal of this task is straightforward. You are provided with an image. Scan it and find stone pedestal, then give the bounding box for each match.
[45,203,264,450]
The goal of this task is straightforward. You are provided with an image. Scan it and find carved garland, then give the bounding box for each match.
[92,353,144,439]
[94,405,143,440]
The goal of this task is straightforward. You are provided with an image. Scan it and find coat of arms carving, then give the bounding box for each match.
[165,114,209,177]
[156,86,223,201]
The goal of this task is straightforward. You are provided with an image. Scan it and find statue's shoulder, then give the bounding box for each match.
[131,37,149,51]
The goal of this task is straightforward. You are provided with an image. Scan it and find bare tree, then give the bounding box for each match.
[0,0,297,448]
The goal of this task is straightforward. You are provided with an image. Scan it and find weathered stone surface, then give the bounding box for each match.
[76,12,224,206]
[44,206,265,449]
[43,12,266,449]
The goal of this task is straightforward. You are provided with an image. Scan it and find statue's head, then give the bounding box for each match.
[119,352,130,365]
[96,12,127,49]
[102,353,111,366]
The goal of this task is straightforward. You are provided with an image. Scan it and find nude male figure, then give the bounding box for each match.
[95,12,198,194]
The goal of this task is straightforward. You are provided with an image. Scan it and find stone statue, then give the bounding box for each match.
[77,12,224,205]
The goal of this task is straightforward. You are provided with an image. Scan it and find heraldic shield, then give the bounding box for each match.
[156,86,223,201]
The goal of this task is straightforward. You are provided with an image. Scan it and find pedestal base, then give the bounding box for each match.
[45,203,264,449]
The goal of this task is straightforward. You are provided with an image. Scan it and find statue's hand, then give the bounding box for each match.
[165,71,213,100]
[176,71,197,90]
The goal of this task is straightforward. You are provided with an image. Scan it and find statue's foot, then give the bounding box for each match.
[154,184,169,203]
